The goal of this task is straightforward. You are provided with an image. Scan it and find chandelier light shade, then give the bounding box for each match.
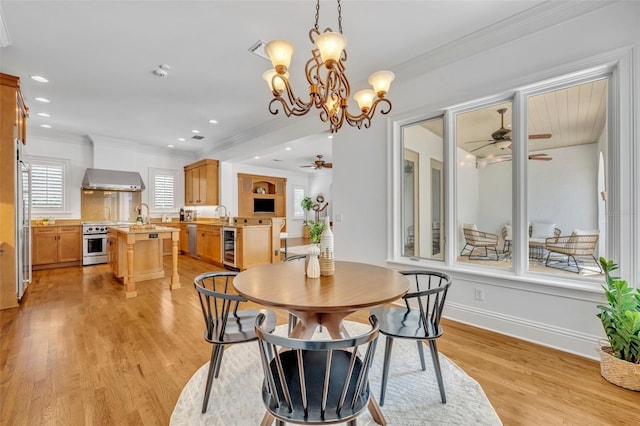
[262,0,394,133]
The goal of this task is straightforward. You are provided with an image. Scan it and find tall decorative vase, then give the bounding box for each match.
[306,245,321,278]
[319,216,334,276]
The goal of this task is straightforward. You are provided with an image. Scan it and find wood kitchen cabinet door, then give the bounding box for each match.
[211,226,221,264]
[179,224,189,253]
[184,159,219,206]
[57,226,82,262]
[196,226,214,262]
[32,227,58,265]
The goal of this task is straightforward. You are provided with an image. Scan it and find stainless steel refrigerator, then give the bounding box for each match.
[16,138,31,301]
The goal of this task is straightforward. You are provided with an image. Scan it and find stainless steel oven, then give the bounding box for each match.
[223,227,236,269]
[82,222,109,265]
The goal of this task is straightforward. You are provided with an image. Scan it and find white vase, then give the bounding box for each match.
[319,216,334,276]
[306,245,321,278]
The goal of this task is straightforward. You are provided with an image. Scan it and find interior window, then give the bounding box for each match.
[401,116,444,261]
[455,101,513,269]
[526,79,607,277]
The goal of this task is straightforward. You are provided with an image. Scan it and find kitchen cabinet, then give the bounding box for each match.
[0,73,28,310]
[196,224,221,264]
[237,173,286,217]
[236,225,272,270]
[108,226,180,298]
[184,159,219,206]
[32,226,82,269]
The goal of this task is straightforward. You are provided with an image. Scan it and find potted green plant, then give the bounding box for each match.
[307,220,327,244]
[596,257,640,390]
[301,196,313,238]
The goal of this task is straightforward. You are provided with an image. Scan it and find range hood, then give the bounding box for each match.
[81,168,145,191]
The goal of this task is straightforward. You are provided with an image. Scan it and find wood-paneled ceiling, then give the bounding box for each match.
[456,79,607,157]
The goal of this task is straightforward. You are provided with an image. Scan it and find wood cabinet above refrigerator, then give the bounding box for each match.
[184,159,219,206]
[0,73,29,310]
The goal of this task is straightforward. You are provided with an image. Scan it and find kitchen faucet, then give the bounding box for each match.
[216,205,228,223]
[135,203,150,224]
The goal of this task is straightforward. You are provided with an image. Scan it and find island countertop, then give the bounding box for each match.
[108,225,180,234]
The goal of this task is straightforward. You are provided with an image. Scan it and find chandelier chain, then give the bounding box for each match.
[314,0,320,31]
[337,0,342,34]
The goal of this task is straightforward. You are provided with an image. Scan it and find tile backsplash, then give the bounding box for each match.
[81,190,141,222]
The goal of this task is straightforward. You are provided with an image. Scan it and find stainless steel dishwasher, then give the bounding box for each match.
[187,224,198,258]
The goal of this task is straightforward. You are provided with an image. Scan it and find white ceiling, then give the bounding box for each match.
[1,0,572,173]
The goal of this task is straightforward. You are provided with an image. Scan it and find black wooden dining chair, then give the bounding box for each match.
[255,313,379,425]
[194,271,277,413]
[370,270,451,405]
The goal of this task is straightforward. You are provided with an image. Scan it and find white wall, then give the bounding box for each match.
[456,148,480,248]
[475,143,599,238]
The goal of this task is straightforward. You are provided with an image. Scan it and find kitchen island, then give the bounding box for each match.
[108,225,180,298]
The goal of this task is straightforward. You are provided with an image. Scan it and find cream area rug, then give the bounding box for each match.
[171,322,502,425]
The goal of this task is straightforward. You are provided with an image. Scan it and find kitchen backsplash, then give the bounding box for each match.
[81,190,142,222]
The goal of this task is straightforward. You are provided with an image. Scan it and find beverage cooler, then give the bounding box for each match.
[222,227,236,268]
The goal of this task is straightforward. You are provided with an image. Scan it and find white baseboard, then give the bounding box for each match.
[444,302,602,361]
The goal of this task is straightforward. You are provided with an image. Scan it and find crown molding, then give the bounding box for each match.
[390,1,618,82]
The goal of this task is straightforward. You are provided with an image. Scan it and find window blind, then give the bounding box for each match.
[30,163,63,208]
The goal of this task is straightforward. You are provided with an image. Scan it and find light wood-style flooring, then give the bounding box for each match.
[0,255,637,425]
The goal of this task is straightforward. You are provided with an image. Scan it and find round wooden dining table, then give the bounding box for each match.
[233,260,409,426]
[233,260,409,339]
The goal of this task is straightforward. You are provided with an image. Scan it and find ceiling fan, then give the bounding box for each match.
[466,108,552,153]
[301,154,333,169]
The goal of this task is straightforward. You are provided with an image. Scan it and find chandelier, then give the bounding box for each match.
[262,0,395,133]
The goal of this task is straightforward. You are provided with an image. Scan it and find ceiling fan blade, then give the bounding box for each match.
[324,163,333,168]
[529,153,552,161]
[300,165,313,168]
[528,133,552,139]
[470,142,495,153]
[465,139,493,144]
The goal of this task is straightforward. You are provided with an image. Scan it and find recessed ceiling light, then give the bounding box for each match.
[37,112,51,117]
[254,156,260,159]
[178,138,186,142]
[192,129,200,133]
[35,97,50,103]
[167,144,175,148]
[208,119,218,124]
[40,124,52,128]
[285,147,292,151]
[30,75,48,83]
[328,135,333,139]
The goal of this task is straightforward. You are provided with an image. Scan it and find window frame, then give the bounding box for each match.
[149,167,178,212]
[25,156,69,214]
[292,186,305,219]
[389,50,634,288]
